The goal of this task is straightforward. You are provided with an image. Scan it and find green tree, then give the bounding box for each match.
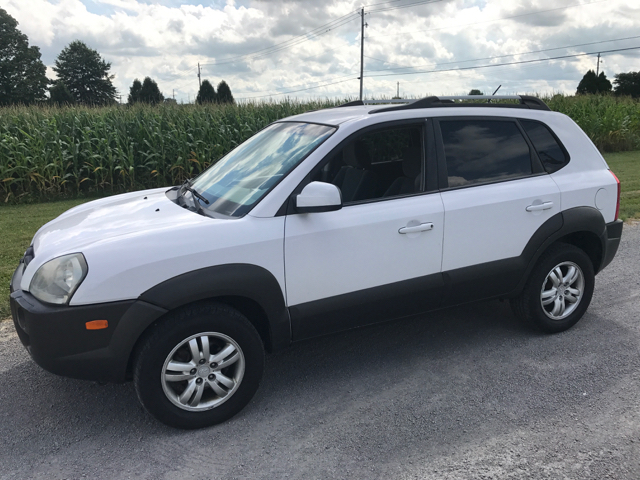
[139,76,164,104]
[49,80,74,106]
[53,40,116,105]
[128,78,142,104]
[577,70,612,95]
[613,71,640,98]
[468,89,484,95]
[0,8,48,105]
[217,80,234,104]
[196,80,216,104]
[596,72,612,93]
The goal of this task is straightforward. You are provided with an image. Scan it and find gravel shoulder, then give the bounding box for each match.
[1,224,639,480]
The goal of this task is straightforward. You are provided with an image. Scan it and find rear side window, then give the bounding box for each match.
[439,120,532,187]
[520,120,569,174]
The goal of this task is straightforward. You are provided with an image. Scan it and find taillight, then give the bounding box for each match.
[610,170,621,221]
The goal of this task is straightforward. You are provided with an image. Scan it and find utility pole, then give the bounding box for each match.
[173,89,175,100]
[359,7,367,100]
[197,63,202,89]
[596,53,601,76]
[397,82,399,98]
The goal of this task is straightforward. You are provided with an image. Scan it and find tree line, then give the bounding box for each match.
[576,70,640,97]
[0,7,233,106]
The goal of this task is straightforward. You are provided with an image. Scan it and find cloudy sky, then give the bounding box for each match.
[3,0,640,103]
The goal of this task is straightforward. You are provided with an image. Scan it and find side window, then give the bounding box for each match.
[520,120,569,174]
[439,120,532,187]
[312,125,423,203]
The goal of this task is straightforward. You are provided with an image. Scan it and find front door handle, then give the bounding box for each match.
[526,201,554,212]
[398,222,434,234]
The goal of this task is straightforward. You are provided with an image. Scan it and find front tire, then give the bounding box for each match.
[133,302,264,429]
[511,244,595,333]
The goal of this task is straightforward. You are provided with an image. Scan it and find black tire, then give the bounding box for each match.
[133,302,264,429]
[511,243,595,333]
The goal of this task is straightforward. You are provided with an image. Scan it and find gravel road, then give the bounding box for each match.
[1,224,639,480]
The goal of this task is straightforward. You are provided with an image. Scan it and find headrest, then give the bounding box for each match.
[343,140,371,169]
[401,144,422,178]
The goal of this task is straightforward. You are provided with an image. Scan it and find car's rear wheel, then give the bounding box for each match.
[133,302,264,429]
[511,244,595,333]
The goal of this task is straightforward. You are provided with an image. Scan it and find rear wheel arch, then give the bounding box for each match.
[555,230,602,273]
[512,207,606,296]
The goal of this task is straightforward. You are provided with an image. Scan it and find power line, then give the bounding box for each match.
[233,71,361,96]
[200,11,360,66]
[237,77,357,100]
[363,35,640,74]
[365,46,640,79]
[367,0,609,39]
[368,0,444,14]
[363,0,417,7]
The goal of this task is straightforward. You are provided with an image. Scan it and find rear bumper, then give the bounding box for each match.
[600,219,623,272]
[10,264,167,383]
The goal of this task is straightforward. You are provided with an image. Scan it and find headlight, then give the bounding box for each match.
[29,253,88,305]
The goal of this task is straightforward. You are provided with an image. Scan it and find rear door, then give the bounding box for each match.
[434,117,562,304]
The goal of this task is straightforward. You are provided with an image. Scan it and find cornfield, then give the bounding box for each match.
[0,95,638,203]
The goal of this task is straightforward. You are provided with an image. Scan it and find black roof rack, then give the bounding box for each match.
[359,95,550,113]
[337,100,365,107]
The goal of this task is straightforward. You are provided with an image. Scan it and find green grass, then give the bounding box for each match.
[1,150,638,320]
[606,151,640,221]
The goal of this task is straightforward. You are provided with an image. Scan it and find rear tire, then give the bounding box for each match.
[511,244,595,333]
[133,302,264,429]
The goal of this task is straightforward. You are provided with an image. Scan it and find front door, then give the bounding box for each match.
[283,122,445,340]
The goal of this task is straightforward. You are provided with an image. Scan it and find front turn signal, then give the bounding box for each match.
[86,320,108,330]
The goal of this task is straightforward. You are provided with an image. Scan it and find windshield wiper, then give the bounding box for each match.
[180,179,210,205]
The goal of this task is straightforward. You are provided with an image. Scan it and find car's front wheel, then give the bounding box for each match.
[511,243,595,333]
[133,302,264,429]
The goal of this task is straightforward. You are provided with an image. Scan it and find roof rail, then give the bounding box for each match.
[337,100,365,107]
[368,95,550,113]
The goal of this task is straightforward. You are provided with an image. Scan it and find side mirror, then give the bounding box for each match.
[295,181,343,213]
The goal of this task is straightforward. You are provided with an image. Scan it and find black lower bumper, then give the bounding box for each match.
[10,265,167,383]
[600,219,623,272]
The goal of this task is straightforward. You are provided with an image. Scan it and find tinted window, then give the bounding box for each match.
[520,120,569,174]
[440,120,532,187]
[313,125,423,202]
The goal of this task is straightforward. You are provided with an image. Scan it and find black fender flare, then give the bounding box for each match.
[513,206,607,294]
[138,264,291,352]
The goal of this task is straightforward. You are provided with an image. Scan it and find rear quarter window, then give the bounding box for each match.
[520,120,569,174]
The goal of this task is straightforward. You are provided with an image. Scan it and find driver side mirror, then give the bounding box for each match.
[295,181,343,213]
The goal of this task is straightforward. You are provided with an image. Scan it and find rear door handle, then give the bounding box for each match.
[526,201,554,212]
[398,222,434,234]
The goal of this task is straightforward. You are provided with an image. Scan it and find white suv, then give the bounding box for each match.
[10,95,623,429]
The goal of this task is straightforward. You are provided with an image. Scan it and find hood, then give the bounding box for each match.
[32,188,207,257]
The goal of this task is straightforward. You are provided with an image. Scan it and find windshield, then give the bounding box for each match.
[190,122,335,217]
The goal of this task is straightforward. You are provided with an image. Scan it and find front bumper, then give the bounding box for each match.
[10,263,167,383]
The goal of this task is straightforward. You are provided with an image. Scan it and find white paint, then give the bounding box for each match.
[284,193,444,306]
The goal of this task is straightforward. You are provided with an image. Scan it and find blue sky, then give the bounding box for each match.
[4,0,640,103]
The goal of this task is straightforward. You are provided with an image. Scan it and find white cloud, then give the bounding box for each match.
[3,0,640,102]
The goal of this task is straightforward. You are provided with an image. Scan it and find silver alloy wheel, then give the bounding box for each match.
[161,332,245,412]
[540,261,585,320]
